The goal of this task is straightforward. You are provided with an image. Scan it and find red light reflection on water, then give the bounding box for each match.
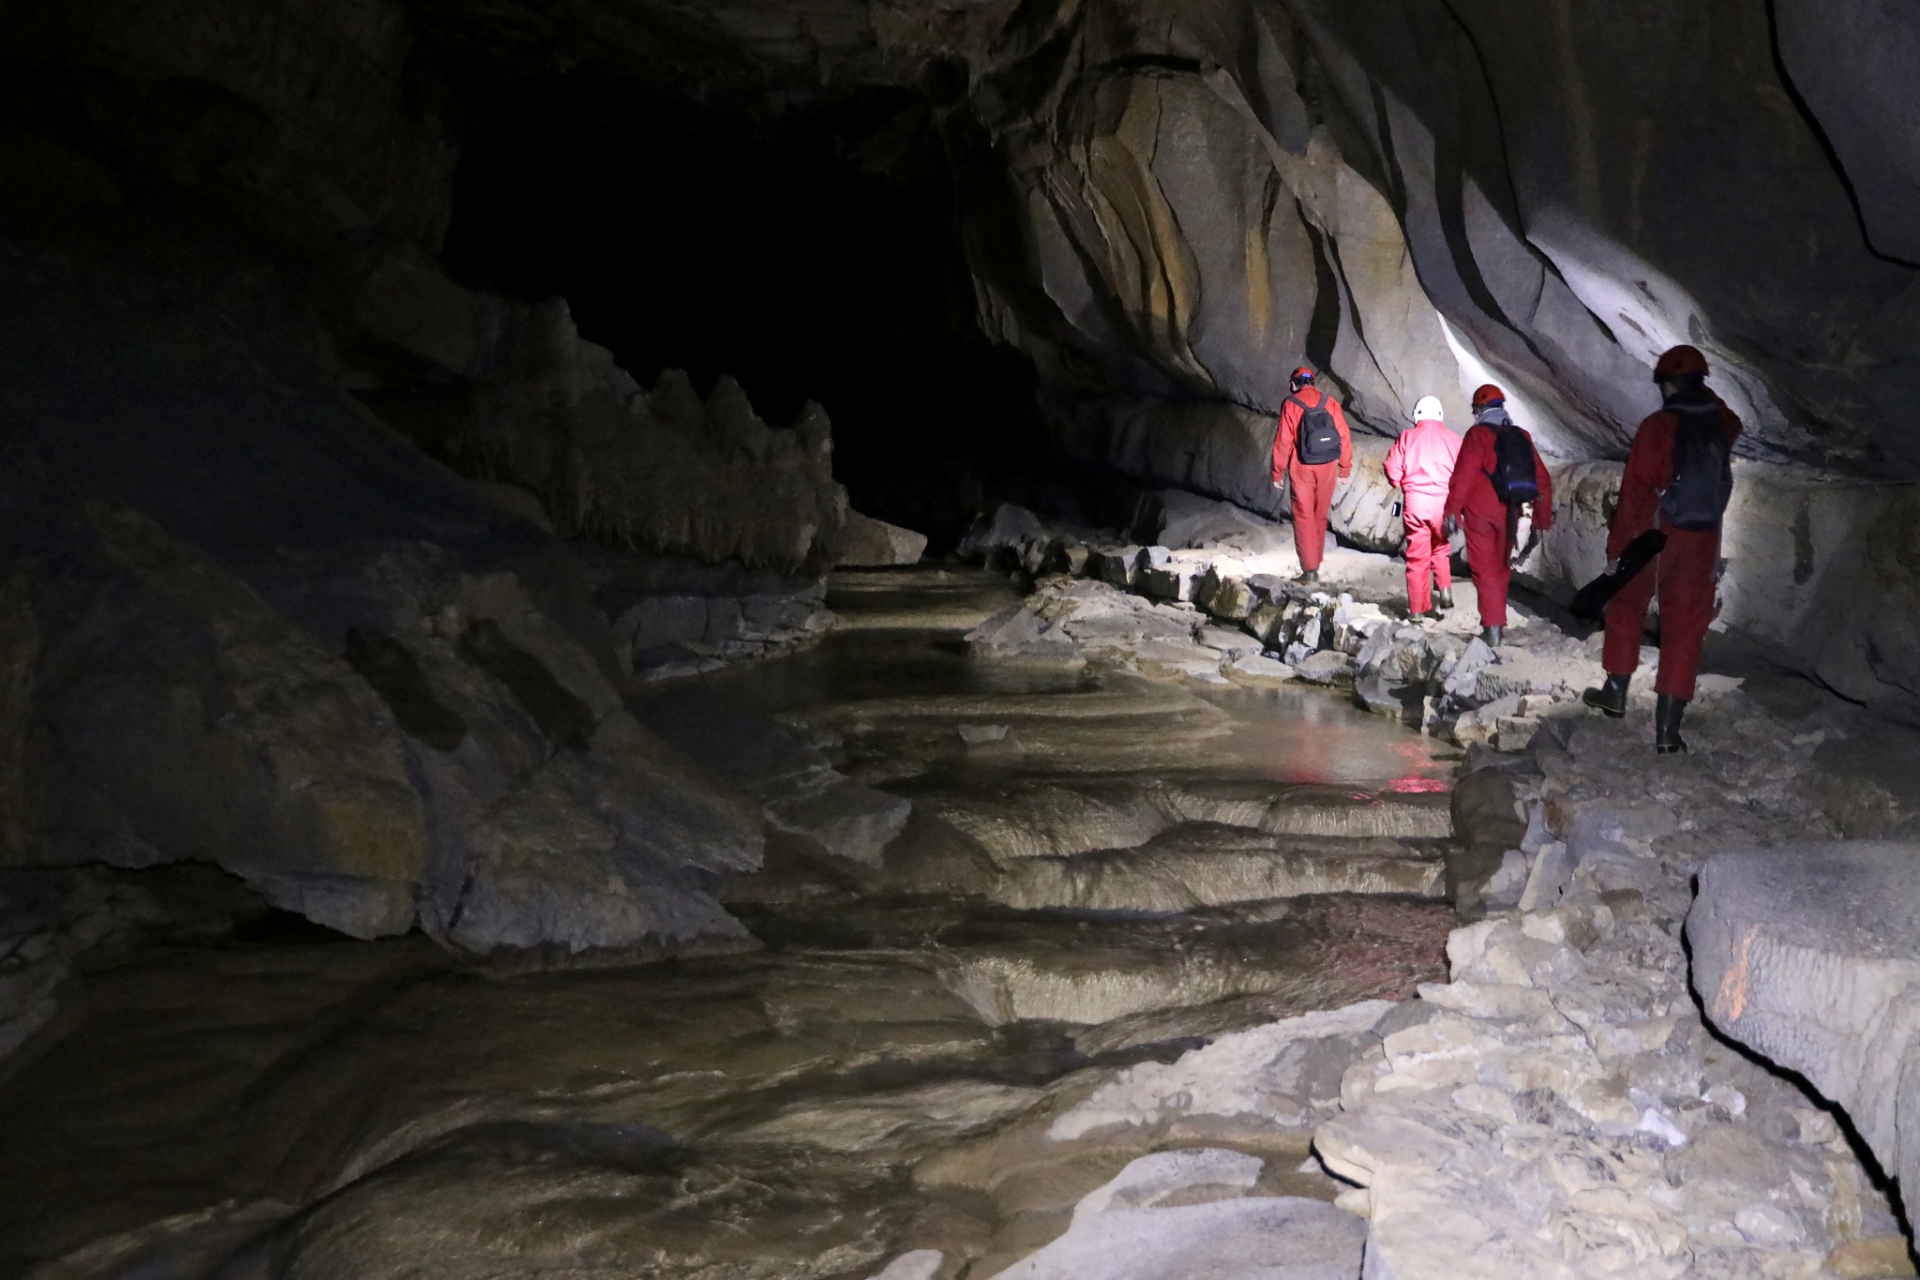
[1386,777,1451,793]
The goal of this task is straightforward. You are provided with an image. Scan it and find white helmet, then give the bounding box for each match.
[1411,395,1445,423]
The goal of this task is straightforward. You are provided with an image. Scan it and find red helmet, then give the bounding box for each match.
[1471,383,1506,410]
[1653,345,1709,380]
[1290,366,1315,384]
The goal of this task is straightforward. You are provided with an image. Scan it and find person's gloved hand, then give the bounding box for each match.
[1442,516,1459,538]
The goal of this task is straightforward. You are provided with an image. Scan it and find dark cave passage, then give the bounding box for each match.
[440,78,1048,546]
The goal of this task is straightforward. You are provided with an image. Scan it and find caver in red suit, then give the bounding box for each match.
[1384,399,1462,615]
[1601,386,1743,702]
[1270,370,1353,577]
[1442,390,1553,634]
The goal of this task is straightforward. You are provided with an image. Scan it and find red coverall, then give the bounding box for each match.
[1270,386,1354,573]
[1443,417,1553,629]
[1602,398,1743,699]
[1384,418,1463,613]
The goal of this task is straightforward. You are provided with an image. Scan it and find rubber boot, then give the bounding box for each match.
[1582,673,1630,719]
[1436,587,1455,611]
[1480,625,1503,646]
[1655,694,1689,755]
[1297,569,1319,586]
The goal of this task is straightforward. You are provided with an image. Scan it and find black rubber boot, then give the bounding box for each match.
[1655,694,1689,754]
[1582,673,1630,719]
[1436,588,1455,611]
[1297,569,1319,586]
[1480,625,1503,646]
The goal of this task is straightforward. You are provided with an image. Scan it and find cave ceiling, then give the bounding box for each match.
[3,0,1916,475]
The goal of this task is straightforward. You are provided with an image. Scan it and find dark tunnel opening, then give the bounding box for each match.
[439,77,1052,549]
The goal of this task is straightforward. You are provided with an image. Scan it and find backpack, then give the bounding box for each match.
[1486,423,1540,506]
[1660,405,1734,530]
[1290,394,1342,466]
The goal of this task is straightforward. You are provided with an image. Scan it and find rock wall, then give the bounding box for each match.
[940,0,1920,470]
[1689,842,1920,1229]
[0,238,767,959]
[345,258,898,573]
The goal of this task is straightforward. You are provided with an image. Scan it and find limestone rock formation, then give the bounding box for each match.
[835,510,930,567]
[0,239,764,959]
[357,280,860,574]
[983,1153,1365,1280]
[1689,842,1920,1228]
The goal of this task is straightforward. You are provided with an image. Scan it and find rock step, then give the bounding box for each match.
[928,904,1447,1028]
[992,826,1444,913]
[785,680,1225,728]
[898,777,1452,869]
[826,568,1025,631]
[780,679,1238,781]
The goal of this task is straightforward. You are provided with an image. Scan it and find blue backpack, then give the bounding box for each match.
[1487,421,1540,507]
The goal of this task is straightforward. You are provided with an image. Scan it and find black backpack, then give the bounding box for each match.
[1486,422,1540,506]
[1290,394,1342,466]
[1660,405,1733,530]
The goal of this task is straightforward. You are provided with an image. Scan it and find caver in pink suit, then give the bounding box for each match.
[1384,417,1463,614]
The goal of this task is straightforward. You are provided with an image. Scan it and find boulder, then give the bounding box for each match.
[1689,842,1920,1226]
[958,504,1046,559]
[1051,1001,1396,1139]
[984,1168,1364,1280]
[1448,769,1527,919]
[635,688,911,867]
[35,501,429,939]
[1292,650,1355,687]
[964,606,1083,664]
[834,510,928,567]
[1194,561,1255,620]
[1092,546,1141,588]
[1225,654,1295,688]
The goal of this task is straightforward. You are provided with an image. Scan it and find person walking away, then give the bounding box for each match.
[1443,384,1553,646]
[1385,395,1463,620]
[1581,345,1740,754]
[1271,366,1353,585]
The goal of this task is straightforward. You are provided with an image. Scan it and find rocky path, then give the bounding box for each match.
[917,505,1920,1280]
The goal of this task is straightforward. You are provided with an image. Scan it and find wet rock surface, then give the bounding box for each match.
[6,558,1919,1280]
[0,568,1460,1279]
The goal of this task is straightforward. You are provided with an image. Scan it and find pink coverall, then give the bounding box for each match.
[1384,418,1463,614]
